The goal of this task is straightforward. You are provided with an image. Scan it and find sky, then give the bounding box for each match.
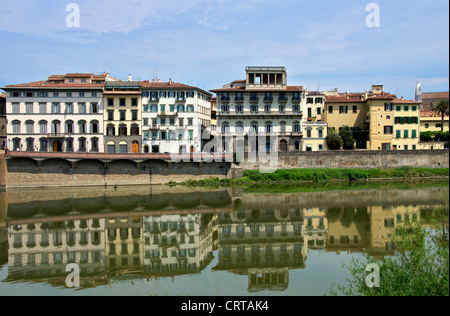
[0,0,448,100]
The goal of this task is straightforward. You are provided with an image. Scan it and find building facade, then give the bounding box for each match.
[324,85,421,150]
[0,93,6,150]
[140,80,212,154]
[3,73,106,153]
[103,80,142,154]
[211,67,306,153]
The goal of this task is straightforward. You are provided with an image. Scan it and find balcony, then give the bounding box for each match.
[278,96,288,103]
[221,96,230,103]
[249,97,259,103]
[263,96,273,103]
[292,97,302,104]
[47,133,66,138]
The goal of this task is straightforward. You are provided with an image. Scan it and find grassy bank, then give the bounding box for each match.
[176,167,449,187]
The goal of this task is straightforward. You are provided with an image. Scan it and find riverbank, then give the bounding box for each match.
[175,167,450,187]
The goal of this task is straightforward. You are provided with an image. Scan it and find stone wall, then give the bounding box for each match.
[5,155,231,189]
[0,152,6,190]
[239,150,449,170]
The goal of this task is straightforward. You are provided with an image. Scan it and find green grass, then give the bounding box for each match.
[174,167,448,188]
[241,167,449,183]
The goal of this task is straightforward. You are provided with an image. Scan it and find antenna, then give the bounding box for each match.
[395,79,399,97]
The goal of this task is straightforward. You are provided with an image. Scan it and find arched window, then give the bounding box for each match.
[90,120,99,134]
[65,120,74,134]
[25,120,35,134]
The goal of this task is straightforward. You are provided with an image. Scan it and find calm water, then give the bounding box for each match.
[0,181,448,296]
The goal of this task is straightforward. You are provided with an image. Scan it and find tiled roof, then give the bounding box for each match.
[422,92,449,100]
[210,86,304,92]
[392,98,421,104]
[421,110,449,118]
[4,81,105,89]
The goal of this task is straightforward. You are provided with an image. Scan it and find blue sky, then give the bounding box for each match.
[0,0,448,100]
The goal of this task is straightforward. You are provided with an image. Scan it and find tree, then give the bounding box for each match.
[434,99,449,132]
[339,126,356,150]
[326,130,343,150]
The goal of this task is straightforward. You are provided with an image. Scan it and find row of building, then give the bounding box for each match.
[1,67,448,154]
[3,200,424,290]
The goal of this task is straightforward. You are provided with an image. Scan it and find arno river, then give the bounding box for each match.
[0,181,448,296]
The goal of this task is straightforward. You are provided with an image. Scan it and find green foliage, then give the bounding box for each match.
[326,131,343,150]
[339,126,356,150]
[421,131,450,142]
[330,210,449,296]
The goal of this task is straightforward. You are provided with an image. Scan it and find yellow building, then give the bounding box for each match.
[103,81,142,153]
[392,99,421,150]
[324,85,421,150]
[420,110,449,132]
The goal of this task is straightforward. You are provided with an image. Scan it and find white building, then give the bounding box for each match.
[3,73,107,153]
[211,66,307,153]
[140,80,213,154]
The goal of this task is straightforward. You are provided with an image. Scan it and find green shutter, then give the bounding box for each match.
[396,130,401,138]
[412,130,417,138]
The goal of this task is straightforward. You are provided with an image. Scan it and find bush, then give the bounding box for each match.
[339,126,356,150]
[330,210,449,296]
[326,131,344,150]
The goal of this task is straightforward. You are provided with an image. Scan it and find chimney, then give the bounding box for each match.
[128,74,132,82]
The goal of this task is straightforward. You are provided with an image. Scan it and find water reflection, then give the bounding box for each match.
[0,183,448,293]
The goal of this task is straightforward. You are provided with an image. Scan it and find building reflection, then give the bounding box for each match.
[0,185,448,291]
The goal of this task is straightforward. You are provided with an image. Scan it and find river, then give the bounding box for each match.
[0,180,448,296]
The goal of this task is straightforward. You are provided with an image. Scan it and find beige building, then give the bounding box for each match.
[212,67,306,153]
[391,99,421,150]
[324,85,421,150]
[420,110,449,132]
[104,80,142,153]
[3,73,107,153]
[0,93,6,150]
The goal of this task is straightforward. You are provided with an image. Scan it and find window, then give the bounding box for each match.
[52,103,60,113]
[120,98,126,107]
[66,92,72,97]
[306,129,312,138]
[79,92,85,97]
[188,118,193,126]
[235,105,243,114]
[39,121,48,134]
[404,106,409,112]
[108,98,114,107]
[131,111,138,121]
[250,105,258,114]
[131,98,138,107]
[384,126,393,134]
[91,121,99,134]
[353,106,358,114]
[396,130,401,138]
[412,130,417,138]
[79,103,86,114]
[120,111,126,121]
[412,106,417,111]
[425,124,429,129]
[26,103,34,114]
[385,103,393,111]
[307,97,314,104]
[293,105,301,113]
[12,103,20,114]
[404,130,409,138]
[279,105,286,114]
[91,103,98,113]
[78,121,87,134]
[65,121,74,134]
[293,122,301,133]
[108,110,114,121]
[66,103,73,114]
[328,106,333,114]
[318,129,324,138]
[339,106,348,114]
[26,121,34,134]
[39,103,47,114]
